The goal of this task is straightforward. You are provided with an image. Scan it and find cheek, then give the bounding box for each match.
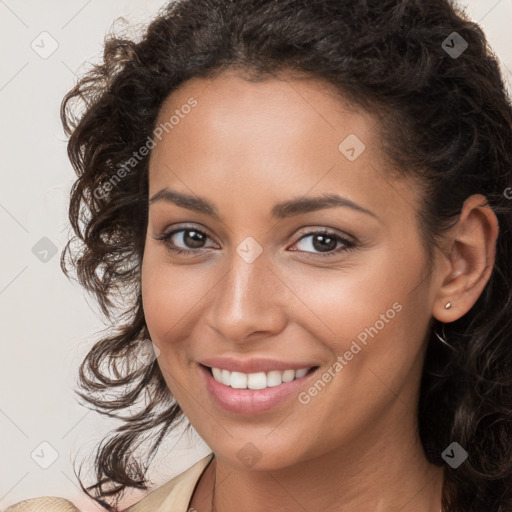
[286,241,427,349]
[286,251,431,453]
[141,254,165,333]
[141,251,177,346]
[303,243,431,400]
[141,250,212,352]
[292,244,432,420]
[141,253,197,395]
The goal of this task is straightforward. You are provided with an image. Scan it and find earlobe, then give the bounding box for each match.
[432,194,499,324]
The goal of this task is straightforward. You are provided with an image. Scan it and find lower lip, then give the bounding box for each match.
[199,364,318,415]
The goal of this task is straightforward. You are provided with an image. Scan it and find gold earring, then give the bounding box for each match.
[445,301,452,309]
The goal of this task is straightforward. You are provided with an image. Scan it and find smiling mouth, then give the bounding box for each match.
[201,364,319,390]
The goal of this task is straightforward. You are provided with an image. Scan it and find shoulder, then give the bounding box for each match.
[3,496,81,511]
[123,452,214,512]
[4,454,215,512]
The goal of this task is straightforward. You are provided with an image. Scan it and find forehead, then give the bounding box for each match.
[149,71,380,176]
[147,71,420,227]
[153,71,373,139]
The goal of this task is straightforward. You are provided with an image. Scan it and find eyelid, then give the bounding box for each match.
[292,226,356,244]
[154,224,356,257]
[288,228,356,258]
[154,224,218,248]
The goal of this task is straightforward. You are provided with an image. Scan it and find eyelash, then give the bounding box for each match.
[154,226,356,259]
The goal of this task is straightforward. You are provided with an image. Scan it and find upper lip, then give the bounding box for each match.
[199,356,318,374]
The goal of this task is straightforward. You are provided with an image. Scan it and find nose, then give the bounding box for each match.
[207,246,288,344]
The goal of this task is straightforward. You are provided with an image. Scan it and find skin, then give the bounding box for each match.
[141,70,498,512]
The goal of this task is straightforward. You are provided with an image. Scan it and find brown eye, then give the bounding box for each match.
[154,227,215,255]
[174,229,208,249]
[290,230,355,258]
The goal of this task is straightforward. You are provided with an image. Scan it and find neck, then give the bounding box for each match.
[205,407,444,512]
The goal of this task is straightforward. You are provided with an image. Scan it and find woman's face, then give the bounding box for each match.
[141,71,441,470]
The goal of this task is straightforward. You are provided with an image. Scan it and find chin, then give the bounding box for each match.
[212,437,312,472]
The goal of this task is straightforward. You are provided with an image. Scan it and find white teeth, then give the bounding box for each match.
[281,369,295,383]
[266,370,283,387]
[295,368,309,379]
[209,367,312,389]
[230,371,248,389]
[212,367,223,382]
[247,372,267,390]
[221,369,231,386]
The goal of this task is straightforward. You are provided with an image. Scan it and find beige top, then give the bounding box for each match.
[4,453,215,512]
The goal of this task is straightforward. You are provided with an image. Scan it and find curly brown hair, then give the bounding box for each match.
[60,0,512,510]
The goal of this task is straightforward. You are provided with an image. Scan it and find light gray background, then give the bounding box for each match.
[1,1,511,510]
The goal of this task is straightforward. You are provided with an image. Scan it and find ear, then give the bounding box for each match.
[432,194,499,323]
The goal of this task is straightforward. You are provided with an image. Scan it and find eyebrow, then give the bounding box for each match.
[149,188,379,221]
